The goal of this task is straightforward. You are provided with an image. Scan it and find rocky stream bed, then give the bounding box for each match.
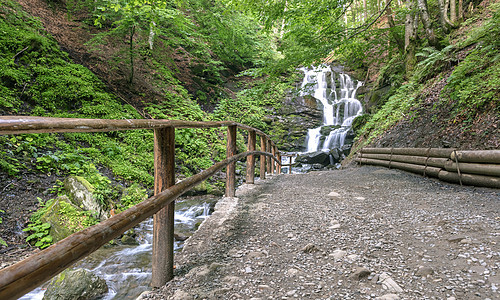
[142,165,499,300]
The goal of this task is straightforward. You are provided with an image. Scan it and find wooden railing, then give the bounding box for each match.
[281,153,297,174]
[0,116,282,299]
[355,148,500,189]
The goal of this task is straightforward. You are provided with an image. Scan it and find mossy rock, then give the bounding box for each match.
[43,268,108,300]
[40,196,75,242]
[64,176,106,219]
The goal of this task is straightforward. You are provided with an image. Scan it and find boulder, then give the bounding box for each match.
[295,151,329,165]
[43,268,108,300]
[329,148,341,163]
[40,196,78,242]
[64,176,107,219]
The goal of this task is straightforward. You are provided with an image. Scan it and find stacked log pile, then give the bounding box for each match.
[355,148,500,189]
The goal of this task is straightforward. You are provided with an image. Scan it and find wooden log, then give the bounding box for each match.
[271,146,276,174]
[226,125,237,197]
[0,150,277,300]
[277,152,282,174]
[152,127,175,287]
[450,150,500,164]
[260,136,266,180]
[246,130,256,184]
[359,153,449,169]
[355,157,441,178]
[0,116,269,138]
[438,170,500,188]
[266,140,272,174]
[360,147,456,158]
[444,161,500,177]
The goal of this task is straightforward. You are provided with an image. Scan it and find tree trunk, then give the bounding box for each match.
[458,0,463,21]
[129,25,135,84]
[417,0,439,48]
[387,6,405,54]
[437,0,451,33]
[450,0,457,23]
[405,0,418,75]
[363,0,367,21]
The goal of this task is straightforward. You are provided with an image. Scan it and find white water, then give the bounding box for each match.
[20,199,213,300]
[301,66,363,152]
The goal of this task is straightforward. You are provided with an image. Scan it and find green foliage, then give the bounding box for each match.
[22,197,54,249]
[441,5,500,118]
[58,201,99,233]
[413,45,456,82]
[0,209,6,247]
[23,222,52,249]
[118,183,148,211]
[358,83,422,144]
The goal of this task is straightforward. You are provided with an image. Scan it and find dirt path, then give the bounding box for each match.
[145,166,499,300]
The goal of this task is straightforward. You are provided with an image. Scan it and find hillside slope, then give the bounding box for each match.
[353,0,499,151]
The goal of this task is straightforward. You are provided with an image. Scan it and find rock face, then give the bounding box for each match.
[64,176,107,219]
[269,93,323,152]
[43,269,108,300]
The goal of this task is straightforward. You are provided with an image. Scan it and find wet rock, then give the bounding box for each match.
[295,151,329,165]
[378,272,403,293]
[121,234,139,245]
[351,267,371,279]
[43,268,108,300]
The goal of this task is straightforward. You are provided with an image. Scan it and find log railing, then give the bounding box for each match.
[0,116,282,299]
[355,148,500,189]
[281,153,297,174]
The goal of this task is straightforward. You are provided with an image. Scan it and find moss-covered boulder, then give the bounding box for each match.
[64,176,107,219]
[40,196,99,243]
[40,196,75,243]
[43,269,108,300]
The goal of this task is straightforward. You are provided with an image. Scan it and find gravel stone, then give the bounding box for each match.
[147,166,500,300]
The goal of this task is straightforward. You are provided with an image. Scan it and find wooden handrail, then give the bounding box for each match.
[0,116,272,139]
[0,151,278,299]
[0,116,283,299]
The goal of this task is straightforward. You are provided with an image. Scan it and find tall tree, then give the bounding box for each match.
[405,0,419,74]
[417,0,439,48]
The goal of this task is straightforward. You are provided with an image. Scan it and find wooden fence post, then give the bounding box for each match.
[226,125,237,197]
[289,156,292,174]
[152,127,175,287]
[266,140,272,174]
[246,130,256,184]
[260,136,266,180]
[271,146,276,174]
[277,152,282,174]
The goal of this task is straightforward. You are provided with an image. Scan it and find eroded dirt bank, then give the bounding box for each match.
[144,166,499,300]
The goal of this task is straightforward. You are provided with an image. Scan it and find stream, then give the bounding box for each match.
[20,196,217,300]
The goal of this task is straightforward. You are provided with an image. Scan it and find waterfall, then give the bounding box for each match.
[301,66,363,153]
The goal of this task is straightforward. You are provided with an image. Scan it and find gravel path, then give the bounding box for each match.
[145,166,500,300]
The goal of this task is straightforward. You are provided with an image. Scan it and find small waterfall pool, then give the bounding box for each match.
[20,196,216,300]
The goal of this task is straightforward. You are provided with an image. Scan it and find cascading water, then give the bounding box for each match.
[20,198,215,300]
[301,66,363,153]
